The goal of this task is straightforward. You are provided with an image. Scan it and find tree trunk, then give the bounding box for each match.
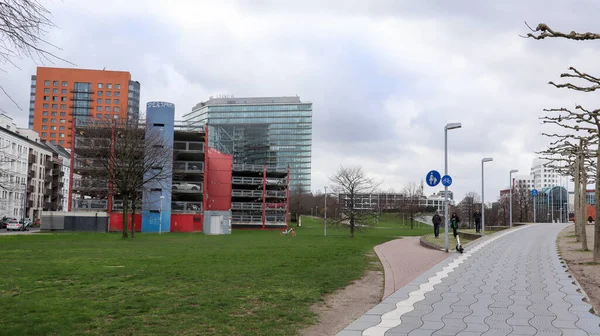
[580,175,588,250]
[574,153,581,242]
[122,197,129,239]
[350,212,355,238]
[594,145,600,262]
[131,198,136,239]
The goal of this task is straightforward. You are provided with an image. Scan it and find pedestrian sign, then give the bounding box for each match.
[532,189,539,197]
[442,175,452,187]
[426,170,441,187]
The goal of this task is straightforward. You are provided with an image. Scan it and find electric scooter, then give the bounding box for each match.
[456,235,464,254]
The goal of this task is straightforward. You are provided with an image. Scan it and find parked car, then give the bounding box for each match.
[0,217,8,229]
[6,218,27,231]
[172,182,202,191]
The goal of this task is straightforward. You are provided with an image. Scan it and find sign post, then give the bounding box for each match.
[532,189,538,223]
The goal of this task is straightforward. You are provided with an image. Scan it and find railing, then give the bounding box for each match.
[73,199,107,211]
[112,200,143,211]
[173,141,204,152]
[171,201,202,212]
[72,180,109,190]
[231,202,263,210]
[231,215,286,224]
[232,189,263,197]
[266,190,286,198]
[232,177,263,184]
[173,161,204,173]
[232,164,288,173]
[171,182,203,192]
[265,203,286,210]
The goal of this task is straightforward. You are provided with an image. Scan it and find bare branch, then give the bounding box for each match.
[523,22,600,40]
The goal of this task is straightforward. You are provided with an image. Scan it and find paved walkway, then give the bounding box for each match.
[338,223,600,335]
[375,237,447,299]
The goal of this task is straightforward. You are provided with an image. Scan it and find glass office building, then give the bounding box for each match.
[183,96,312,192]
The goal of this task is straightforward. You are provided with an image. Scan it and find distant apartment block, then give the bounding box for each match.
[183,96,312,192]
[29,67,140,147]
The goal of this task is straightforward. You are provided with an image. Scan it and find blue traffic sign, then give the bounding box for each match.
[441,175,453,187]
[426,170,441,187]
[531,189,539,197]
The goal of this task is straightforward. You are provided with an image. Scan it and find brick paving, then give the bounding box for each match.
[375,237,447,299]
[338,224,600,336]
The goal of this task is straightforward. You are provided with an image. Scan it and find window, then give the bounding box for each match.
[114,99,120,104]
[97,90,103,96]
[51,112,57,116]
[59,140,64,145]
[105,114,111,119]
[60,119,66,124]
[43,103,48,108]
[42,118,48,123]
[59,133,65,138]
[106,99,111,104]
[53,88,58,94]
[98,83,103,88]
[60,104,66,110]
[50,140,56,144]
[41,132,47,137]
[52,96,58,101]
[59,126,65,130]
[51,104,57,109]
[62,81,68,87]
[51,118,57,123]
[43,96,49,101]
[53,81,58,86]
[42,111,48,116]
[115,84,121,89]
[113,107,119,112]
[44,80,50,86]
[107,84,112,89]
[96,114,101,118]
[97,98,102,104]
[60,112,66,116]
[41,125,48,130]
[115,91,120,97]
[44,88,50,93]
[61,97,67,102]
[51,126,57,130]
[105,106,110,112]
[61,89,67,94]
[96,106,102,112]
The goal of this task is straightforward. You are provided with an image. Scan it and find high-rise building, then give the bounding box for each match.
[28,67,140,147]
[530,158,560,190]
[184,96,312,191]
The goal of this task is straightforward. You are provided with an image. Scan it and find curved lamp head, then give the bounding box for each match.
[510,169,519,174]
[482,158,493,163]
[160,196,165,199]
[445,123,462,130]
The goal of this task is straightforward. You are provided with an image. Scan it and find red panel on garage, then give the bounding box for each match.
[205,147,233,211]
[171,214,203,232]
[109,213,142,232]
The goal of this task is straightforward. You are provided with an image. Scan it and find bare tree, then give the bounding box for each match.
[513,186,533,222]
[398,182,425,229]
[74,118,172,239]
[0,0,72,110]
[329,165,380,238]
[525,22,600,261]
[457,192,480,228]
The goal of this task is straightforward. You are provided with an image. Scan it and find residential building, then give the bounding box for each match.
[28,67,141,147]
[45,143,70,211]
[514,175,535,190]
[530,158,560,190]
[183,96,312,192]
[0,115,30,218]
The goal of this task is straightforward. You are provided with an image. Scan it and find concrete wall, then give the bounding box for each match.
[41,211,108,232]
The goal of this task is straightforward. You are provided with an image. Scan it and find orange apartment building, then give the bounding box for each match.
[28,67,140,148]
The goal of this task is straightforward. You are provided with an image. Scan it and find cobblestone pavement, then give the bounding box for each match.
[338,223,600,336]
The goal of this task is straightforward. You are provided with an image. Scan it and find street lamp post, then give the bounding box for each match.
[444,122,462,252]
[509,169,518,228]
[159,195,165,234]
[324,186,327,237]
[481,158,493,236]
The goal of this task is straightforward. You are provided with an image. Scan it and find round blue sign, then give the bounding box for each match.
[531,189,539,197]
[426,170,441,187]
[441,175,452,187]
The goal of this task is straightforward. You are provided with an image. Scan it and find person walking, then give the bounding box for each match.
[474,210,482,233]
[432,212,442,238]
[450,212,460,238]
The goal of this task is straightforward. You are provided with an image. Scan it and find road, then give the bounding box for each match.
[0,228,40,235]
[338,223,600,335]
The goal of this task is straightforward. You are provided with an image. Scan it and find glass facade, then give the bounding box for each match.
[184,97,312,191]
[72,82,92,127]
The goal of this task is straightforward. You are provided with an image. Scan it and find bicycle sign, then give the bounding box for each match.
[441,175,453,187]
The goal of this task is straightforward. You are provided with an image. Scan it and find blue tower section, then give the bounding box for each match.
[142,102,175,232]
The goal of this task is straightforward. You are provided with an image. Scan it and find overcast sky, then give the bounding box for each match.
[2,0,599,202]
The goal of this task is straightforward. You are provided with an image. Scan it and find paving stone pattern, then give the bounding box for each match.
[337,224,600,336]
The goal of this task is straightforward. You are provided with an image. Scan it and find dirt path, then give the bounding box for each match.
[557,224,600,316]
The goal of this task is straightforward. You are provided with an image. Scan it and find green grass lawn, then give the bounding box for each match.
[0,215,432,336]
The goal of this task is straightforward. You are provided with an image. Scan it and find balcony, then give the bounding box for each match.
[232,189,263,197]
[29,153,36,162]
[171,182,203,193]
[173,161,204,173]
[171,201,202,212]
[73,199,107,211]
[231,202,263,210]
[233,164,288,173]
[173,141,204,153]
[69,97,93,102]
[28,170,36,179]
[266,190,287,198]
